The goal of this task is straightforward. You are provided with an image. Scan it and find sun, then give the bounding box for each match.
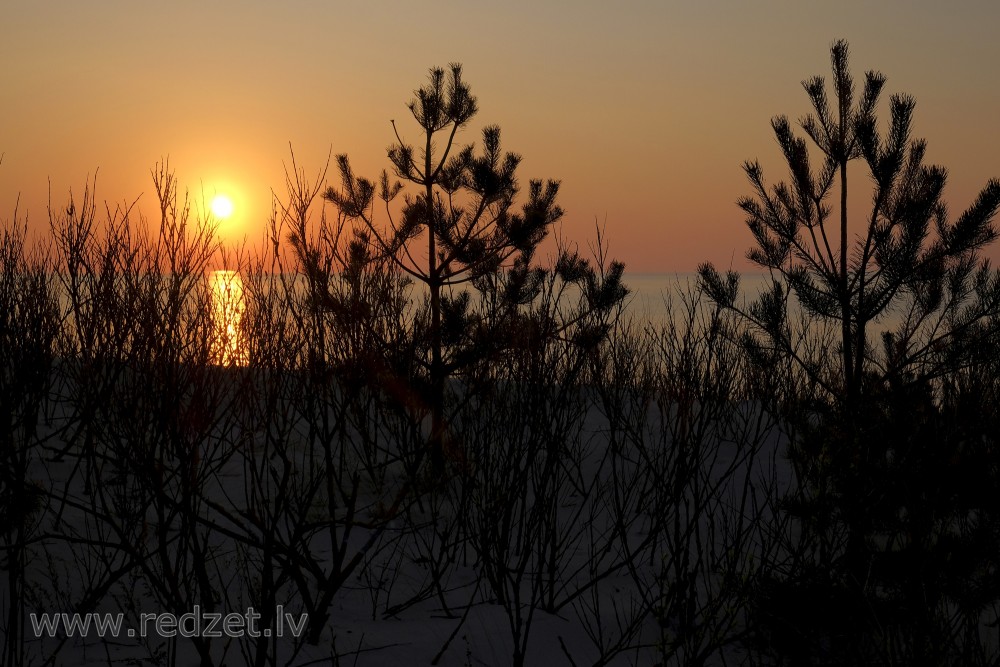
[210,193,234,220]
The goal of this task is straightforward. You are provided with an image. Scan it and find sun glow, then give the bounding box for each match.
[210,193,234,219]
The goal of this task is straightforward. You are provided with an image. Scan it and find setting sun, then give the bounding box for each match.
[210,193,234,219]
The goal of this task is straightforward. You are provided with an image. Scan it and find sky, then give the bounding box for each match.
[2,0,999,272]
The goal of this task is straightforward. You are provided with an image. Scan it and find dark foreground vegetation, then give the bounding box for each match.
[3,44,1000,666]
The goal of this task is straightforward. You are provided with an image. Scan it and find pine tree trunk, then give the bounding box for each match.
[426,129,445,475]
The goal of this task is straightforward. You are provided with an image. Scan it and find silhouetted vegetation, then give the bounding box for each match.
[701,39,1000,665]
[1,49,998,667]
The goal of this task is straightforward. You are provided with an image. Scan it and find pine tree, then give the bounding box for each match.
[699,39,1000,662]
[321,64,625,474]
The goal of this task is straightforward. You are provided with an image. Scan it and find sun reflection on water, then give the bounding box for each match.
[209,270,247,366]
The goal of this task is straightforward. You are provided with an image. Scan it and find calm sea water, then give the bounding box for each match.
[621,273,772,327]
[390,272,773,329]
[57,270,900,368]
[48,268,922,374]
[633,272,919,333]
[238,272,775,330]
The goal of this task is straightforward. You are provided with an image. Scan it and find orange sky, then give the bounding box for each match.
[2,1,999,272]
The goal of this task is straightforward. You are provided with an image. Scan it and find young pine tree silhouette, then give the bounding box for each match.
[702,39,1000,414]
[700,39,1000,662]
[323,64,613,474]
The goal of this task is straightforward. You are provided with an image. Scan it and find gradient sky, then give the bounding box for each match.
[3,1,999,272]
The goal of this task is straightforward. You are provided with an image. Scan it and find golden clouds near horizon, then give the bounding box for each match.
[208,270,247,366]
